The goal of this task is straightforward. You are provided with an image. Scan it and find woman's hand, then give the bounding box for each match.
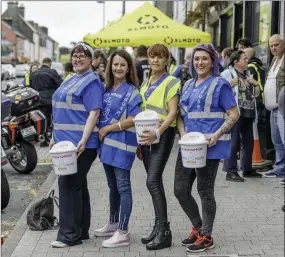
[246,76,258,86]
[77,139,87,158]
[136,145,143,161]
[49,139,56,149]
[205,133,219,147]
[139,129,158,145]
[99,126,111,141]
[230,77,239,88]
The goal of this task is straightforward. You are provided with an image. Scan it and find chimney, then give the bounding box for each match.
[7,1,18,9]
[41,26,48,35]
[18,4,25,17]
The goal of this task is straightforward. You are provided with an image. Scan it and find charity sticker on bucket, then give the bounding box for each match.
[178,132,209,168]
[133,110,161,144]
[49,141,78,176]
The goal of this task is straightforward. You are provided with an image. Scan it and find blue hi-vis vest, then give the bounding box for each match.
[180,76,231,160]
[52,72,100,148]
[99,86,140,170]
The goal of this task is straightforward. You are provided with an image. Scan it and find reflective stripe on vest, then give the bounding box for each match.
[54,123,99,132]
[187,77,227,120]
[53,73,94,111]
[248,63,264,104]
[104,135,137,153]
[143,78,179,116]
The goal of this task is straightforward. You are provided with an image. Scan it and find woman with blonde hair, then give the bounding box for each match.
[138,43,181,250]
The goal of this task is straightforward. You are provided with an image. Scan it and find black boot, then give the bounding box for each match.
[141,222,159,244]
[146,222,172,250]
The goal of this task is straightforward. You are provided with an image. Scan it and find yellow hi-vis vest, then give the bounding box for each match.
[248,63,264,104]
[169,64,178,75]
[140,75,181,127]
[25,73,30,86]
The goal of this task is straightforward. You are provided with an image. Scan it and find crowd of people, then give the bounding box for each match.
[22,34,284,253]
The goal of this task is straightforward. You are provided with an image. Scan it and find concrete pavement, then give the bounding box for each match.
[2,140,284,257]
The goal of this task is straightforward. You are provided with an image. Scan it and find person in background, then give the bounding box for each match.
[138,44,181,250]
[263,34,284,178]
[136,45,150,87]
[64,62,74,80]
[216,46,225,72]
[236,38,253,51]
[23,63,39,86]
[31,57,63,147]
[168,52,181,78]
[92,49,105,71]
[50,42,103,248]
[180,50,192,88]
[175,43,239,253]
[221,47,234,69]
[221,50,262,182]
[98,59,107,83]
[94,50,142,248]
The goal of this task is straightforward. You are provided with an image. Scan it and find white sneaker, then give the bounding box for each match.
[94,222,118,237]
[50,241,69,248]
[102,230,130,248]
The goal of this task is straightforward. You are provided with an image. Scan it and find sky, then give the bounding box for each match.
[1,1,152,48]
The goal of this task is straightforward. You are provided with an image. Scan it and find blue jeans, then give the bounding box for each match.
[103,164,133,231]
[270,108,284,176]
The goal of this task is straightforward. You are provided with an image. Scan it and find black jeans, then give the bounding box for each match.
[57,149,97,245]
[223,116,254,172]
[174,152,220,237]
[141,127,175,226]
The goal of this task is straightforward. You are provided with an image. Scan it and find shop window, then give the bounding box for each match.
[244,1,260,45]
[212,22,219,48]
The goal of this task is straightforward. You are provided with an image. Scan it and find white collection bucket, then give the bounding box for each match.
[49,141,78,176]
[178,132,209,168]
[133,110,161,144]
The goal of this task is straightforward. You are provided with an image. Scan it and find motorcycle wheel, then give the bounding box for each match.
[1,169,10,210]
[8,141,37,174]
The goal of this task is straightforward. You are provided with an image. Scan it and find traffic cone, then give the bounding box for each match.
[252,120,264,163]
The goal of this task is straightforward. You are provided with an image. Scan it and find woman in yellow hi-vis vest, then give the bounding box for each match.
[23,63,39,86]
[138,44,181,251]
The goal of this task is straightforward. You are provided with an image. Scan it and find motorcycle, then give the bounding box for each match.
[1,80,47,174]
[1,146,10,210]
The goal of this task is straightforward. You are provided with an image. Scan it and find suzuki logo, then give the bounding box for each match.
[28,100,33,105]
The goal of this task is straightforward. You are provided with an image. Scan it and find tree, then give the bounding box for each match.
[59,47,71,56]
[185,1,228,31]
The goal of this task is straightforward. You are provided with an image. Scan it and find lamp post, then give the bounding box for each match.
[97,1,105,27]
[122,1,125,16]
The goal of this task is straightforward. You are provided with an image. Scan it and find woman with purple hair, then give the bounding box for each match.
[174,44,239,253]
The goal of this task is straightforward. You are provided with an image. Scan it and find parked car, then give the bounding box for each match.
[51,62,64,78]
[1,64,16,79]
[15,64,29,77]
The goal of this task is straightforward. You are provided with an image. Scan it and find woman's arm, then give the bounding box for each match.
[177,113,186,137]
[77,109,101,156]
[207,106,239,147]
[158,95,179,135]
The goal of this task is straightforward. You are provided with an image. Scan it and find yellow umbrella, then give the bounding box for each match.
[84,2,211,48]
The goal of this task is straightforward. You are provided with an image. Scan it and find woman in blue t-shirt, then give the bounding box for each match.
[50,42,104,248]
[175,44,239,253]
[94,50,142,248]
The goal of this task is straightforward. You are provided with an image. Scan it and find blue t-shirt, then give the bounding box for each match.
[53,72,104,149]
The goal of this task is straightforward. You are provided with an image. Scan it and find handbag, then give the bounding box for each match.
[27,189,59,231]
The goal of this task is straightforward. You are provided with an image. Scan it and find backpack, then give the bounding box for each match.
[27,189,59,231]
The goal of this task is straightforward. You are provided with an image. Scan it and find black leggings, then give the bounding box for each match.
[174,152,220,237]
[141,127,175,226]
[57,148,97,245]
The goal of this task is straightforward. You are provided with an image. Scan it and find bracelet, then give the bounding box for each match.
[118,122,123,131]
[155,129,160,141]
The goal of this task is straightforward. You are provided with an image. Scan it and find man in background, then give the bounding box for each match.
[135,45,150,87]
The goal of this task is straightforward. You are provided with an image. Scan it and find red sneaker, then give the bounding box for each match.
[186,234,215,252]
[181,227,200,246]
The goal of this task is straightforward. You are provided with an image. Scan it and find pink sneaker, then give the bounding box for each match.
[102,230,130,248]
